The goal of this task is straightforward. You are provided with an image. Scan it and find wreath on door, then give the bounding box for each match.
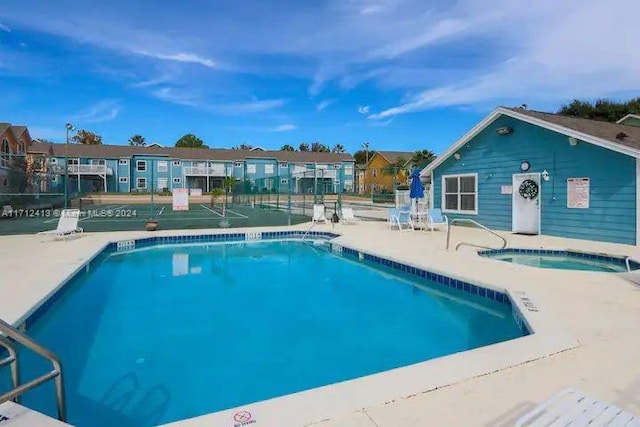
[518,179,539,200]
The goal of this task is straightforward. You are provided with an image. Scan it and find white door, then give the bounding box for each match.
[512,173,541,234]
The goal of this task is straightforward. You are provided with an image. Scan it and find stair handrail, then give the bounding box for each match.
[446,218,507,251]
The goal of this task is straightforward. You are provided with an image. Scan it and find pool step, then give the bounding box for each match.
[0,402,71,426]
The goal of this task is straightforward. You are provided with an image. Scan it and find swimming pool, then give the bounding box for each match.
[480,248,639,272]
[6,238,526,426]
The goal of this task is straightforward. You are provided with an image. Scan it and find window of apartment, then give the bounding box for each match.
[344,179,353,191]
[136,177,147,189]
[344,165,353,176]
[157,161,168,172]
[90,159,106,165]
[136,160,147,172]
[1,138,11,168]
[246,164,256,174]
[279,162,288,168]
[173,177,182,184]
[442,173,477,214]
[119,177,128,183]
[334,163,341,169]
[67,158,79,165]
[157,178,168,190]
[49,158,57,164]
[280,178,288,185]
[264,164,274,174]
[372,169,378,178]
[119,159,128,165]
[16,142,24,154]
[173,160,181,167]
[51,175,57,183]
[234,161,243,167]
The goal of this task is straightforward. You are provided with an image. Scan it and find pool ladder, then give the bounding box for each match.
[446,218,507,251]
[0,317,66,422]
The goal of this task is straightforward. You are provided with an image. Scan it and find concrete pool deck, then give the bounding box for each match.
[1,222,640,426]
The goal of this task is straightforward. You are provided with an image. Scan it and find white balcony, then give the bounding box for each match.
[183,166,227,177]
[67,165,113,175]
[292,167,337,179]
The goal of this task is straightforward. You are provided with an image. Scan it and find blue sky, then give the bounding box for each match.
[0,0,638,154]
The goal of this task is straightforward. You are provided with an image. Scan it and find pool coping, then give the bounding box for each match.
[10,229,579,427]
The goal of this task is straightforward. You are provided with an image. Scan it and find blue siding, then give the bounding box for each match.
[432,116,636,245]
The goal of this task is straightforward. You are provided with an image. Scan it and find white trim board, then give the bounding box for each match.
[617,114,640,124]
[421,107,640,178]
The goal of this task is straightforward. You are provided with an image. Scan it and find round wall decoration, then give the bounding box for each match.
[518,179,539,200]
[520,161,530,171]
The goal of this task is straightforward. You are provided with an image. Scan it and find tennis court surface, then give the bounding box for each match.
[0,201,310,235]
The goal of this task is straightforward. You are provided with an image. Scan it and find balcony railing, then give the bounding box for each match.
[183,166,228,177]
[66,165,113,175]
[291,167,337,179]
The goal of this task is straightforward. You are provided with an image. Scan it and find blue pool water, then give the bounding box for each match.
[481,250,636,272]
[4,241,525,426]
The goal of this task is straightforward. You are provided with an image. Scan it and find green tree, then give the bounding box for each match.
[332,144,345,153]
[233,143,253,150]
[557,97,640,122]
[280,144,295,151]
[311,141,330,152]
[128,134,146,146]
[299,142,310,152]
[175,134,207,148]
[353,149,375,164]
[71,129,103,145]
[410,149,436,168]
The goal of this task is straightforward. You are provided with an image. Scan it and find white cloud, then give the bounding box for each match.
[358,105,370,114]
[70,100,122,124]
[210,99,286,115]
[134,51,217,69]
[0,22,11,32]
[316,99,336,111]
[272,124,297,132]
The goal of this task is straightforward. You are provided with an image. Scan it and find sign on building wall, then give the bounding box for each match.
[173,188,189,211]
[501,185,513,195]
[567,178,590,209]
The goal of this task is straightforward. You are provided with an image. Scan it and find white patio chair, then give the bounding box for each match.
[312,204,328,224]
[38,209,84,240]
[515,388,639,426]
[340,207,359,225]
[389,208,413,231]
[428,208,448,231]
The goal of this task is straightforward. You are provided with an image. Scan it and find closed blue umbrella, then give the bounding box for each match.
[409,168,424,200]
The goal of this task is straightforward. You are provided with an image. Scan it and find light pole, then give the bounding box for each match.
[64,123,75,208]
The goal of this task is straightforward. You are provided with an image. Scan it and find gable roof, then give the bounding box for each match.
[617,114,640,124]
[372,151,414,166]
[27,142,355,163]
[421,107,640,177]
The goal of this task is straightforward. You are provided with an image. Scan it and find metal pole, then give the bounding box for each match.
[64,127,68,208]
[150,160,154,218]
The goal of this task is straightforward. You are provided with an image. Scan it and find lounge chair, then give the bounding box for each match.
[340,207,359,225]
[312,204,328,224]
[388,208,413,231]
[1,205,14,218]
[515,388,638,426]
[38,209,83,240]
[428,208,448,231]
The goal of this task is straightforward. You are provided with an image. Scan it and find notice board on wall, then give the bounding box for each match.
[567,178,589,209]
[172,188,189,211]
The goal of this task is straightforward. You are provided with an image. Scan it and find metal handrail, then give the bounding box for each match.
[301,220,316,240]
[446,218,507,251]
[0,339,19,399]
[625,256,632,272]
[0,317,66,421]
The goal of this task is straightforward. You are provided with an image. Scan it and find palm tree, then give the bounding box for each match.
[332,144,345,153]
[128,134,146,146]
[411,149,436,168]
[280,144,295,151]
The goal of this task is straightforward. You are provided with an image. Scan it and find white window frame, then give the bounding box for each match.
[246,164,256,174]
[157,177,168,190]
[119,158,129,165]
[119,177,128,183]
[136,177,147,189]
[173,177,182,184]
[234,161,243,167]
[264,164,274,174]
[279,162,288,168]
[334,163,341,169]
[280,178,288,185]
[441,173,478,215]
[136,160,147,172]
[172,160,181,166]
[90,159,106,165]
[67,158,79,165]
[344,165,353,175]
[49,158,58,164]
[157,161,168,172]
